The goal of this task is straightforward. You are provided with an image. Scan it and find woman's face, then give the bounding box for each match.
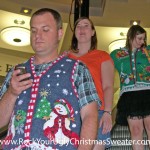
[75,19,95,43]
[131,33,146,49]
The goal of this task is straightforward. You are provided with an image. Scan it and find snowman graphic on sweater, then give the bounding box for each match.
[43,99,79,147]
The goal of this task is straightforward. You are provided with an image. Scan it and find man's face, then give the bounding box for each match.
[30,12,62,55]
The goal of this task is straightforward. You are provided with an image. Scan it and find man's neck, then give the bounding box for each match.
[34,53,58,65]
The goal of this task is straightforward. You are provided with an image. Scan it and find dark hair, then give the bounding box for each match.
[126,25,147,51]
[30,8,62,29]
[70,17,97,53]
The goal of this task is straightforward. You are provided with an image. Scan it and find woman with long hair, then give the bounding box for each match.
[110,25,150,150]
[68,17,114,150]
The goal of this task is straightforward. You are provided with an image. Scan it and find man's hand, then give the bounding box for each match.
[0,69,32,127]
[9,69,32,96]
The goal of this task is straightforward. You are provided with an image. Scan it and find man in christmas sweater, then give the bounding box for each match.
[0,8,100,150]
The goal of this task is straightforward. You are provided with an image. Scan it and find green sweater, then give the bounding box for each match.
[110,45,150,96]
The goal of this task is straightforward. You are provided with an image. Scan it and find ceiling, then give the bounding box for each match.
[1,0,150,56]
[1,0,150,52]
[1,0,150,92]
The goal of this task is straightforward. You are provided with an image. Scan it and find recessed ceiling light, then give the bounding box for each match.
[20,7,32,15]
[130,20,140,26]
[24,9,29,13]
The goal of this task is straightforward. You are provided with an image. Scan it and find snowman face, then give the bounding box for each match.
[54,104,68,115]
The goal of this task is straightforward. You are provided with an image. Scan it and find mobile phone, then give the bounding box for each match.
[15,65,26,75]
[15,65,29,81]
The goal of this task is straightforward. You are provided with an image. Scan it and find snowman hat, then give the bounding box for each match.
[54,99,74,118]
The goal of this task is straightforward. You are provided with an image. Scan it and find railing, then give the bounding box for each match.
[112,88,120,126]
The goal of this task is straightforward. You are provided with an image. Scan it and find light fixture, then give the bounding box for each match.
[109,39,126,53]
[14,19,25,25]
[120,32,127,37]
[0,26,30,46]
[20,7,32,15]
[130,20,140,26]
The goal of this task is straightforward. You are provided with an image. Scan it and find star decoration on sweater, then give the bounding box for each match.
[40,88,51,97]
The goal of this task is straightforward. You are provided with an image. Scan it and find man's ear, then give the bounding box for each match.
[58,29,63,41]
